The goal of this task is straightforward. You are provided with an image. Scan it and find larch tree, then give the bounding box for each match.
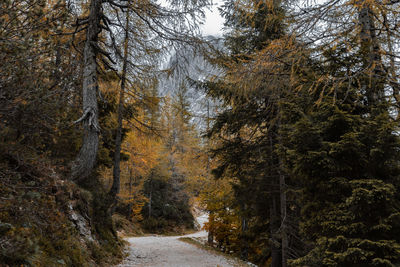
[204,0,298,265]
[1,0,82,157]
[110,6,130,200]
[70,0,210,183]
[71,0,102,181]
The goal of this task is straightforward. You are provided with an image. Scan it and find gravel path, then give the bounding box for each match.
[117,214,246,267]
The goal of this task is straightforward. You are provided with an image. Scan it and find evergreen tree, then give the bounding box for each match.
[282,89,400,266]
[205,0,400,266]
[279,1,400,263]
[205,0,295,265]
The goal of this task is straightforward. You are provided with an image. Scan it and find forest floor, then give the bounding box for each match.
[116,214,252,267]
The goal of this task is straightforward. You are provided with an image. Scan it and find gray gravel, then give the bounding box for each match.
[117,214,242,267]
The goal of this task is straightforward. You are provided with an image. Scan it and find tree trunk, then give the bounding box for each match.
[269,135,282,267]
[358,1,384,106]
[208,205,214,247]
[383,12,400,118]
[240,205,248,261]
[110,9,130,198]
[270,194,282,267]
[207,222,214,246]
[71,0,102,181]
[280,172,288,267]
[128,166,133,217]
[277,97,288,267]
[206,101,214,246]
[148,178,152,218]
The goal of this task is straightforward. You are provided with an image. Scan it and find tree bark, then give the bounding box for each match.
[206,100,214,246]
[270,194,282,267]
[71,0,102,181]
[280,172,288,267]
[240,203,248,261]
[110,9,130,198]
[278,92,288,267]
[358,1,384,106]
[128,166,133,217]
[207,221,214,246]
[269,135,282,267]
[148,178,152,218]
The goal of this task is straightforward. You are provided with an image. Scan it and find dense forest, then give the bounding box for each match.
[1,0,400,266]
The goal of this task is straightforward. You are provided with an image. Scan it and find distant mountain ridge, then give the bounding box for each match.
[158,36,224,130]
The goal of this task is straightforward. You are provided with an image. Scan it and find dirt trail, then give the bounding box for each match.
[117,214,250,267]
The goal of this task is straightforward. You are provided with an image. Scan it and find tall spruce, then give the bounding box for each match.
[279,1,400,265]
[206,0,293,265]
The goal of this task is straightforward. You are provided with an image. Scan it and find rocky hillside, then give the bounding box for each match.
[0,146,123,266]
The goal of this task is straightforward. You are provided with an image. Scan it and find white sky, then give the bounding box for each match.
[200,0,224,36]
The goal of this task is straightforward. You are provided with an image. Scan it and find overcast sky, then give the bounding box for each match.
[200,0,224,36]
